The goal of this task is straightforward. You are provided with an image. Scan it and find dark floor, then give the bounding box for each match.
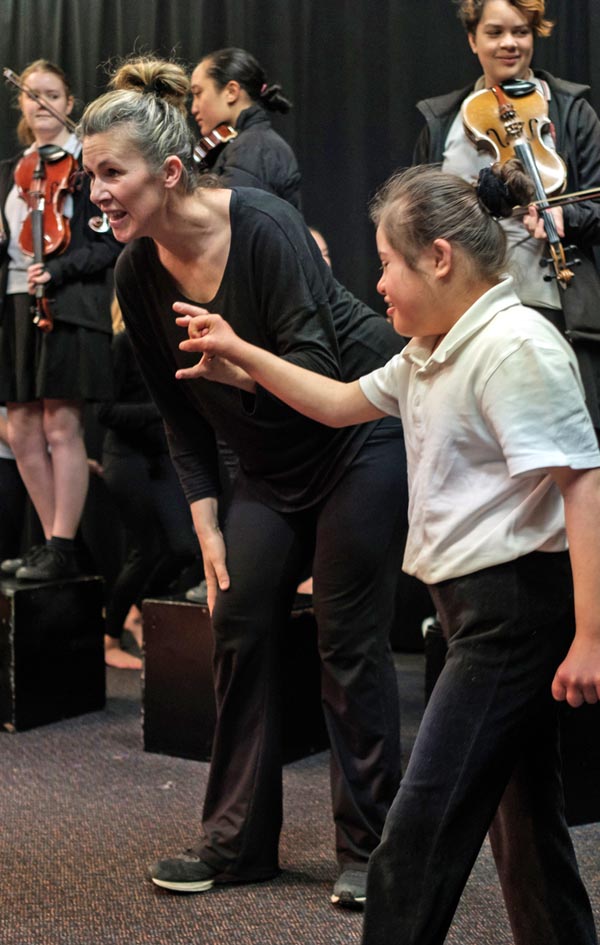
[0,652,598,945]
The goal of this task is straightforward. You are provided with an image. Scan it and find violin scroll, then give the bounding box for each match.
[88,213,111,233]
[193,123,237,167]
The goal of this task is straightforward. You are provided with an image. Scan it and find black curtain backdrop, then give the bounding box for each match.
[0,0,597,311]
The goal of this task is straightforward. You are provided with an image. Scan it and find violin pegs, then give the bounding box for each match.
[88,213,111,233]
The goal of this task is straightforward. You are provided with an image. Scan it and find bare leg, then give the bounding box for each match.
[42,399,89,539]
[296,576,313,594]
[104,635,142,670]
[7,401,55,538]
[124,603,143,648]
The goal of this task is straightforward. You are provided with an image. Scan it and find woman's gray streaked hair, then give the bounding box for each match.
[78,57,200,193]
[370,165,507,282]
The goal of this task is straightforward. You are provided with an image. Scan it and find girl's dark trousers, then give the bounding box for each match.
[362,550,598,945]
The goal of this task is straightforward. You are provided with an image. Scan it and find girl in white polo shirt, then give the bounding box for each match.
[173,165,600,945]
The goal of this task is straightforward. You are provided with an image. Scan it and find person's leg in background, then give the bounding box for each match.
[102,450,162,669]
[0,456,27,561]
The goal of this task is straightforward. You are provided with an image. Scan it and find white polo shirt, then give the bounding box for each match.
[359,278,600,584]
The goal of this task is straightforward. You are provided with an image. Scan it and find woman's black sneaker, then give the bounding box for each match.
[149,853,217,892]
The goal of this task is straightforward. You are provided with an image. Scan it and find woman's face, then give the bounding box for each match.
[468,0,535,87]
[19,69,73,144]
[190,61,232,135]
[83,130,167,243]
[309,229,332,268]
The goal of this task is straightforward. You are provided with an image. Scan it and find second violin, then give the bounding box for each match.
[462,79,577,288]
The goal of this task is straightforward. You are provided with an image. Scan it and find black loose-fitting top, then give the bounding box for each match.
[116,188,404,512]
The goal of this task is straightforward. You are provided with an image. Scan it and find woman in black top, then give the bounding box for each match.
[80,55,407,909]
[0,60,120,581]
[190,47,301,208]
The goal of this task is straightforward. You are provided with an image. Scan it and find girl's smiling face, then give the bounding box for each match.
[468,0,535,87]
[376,226,441,338]
[83,130,168,242]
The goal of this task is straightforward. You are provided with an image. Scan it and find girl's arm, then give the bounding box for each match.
[174,305,385,428]
[549,465,600,707]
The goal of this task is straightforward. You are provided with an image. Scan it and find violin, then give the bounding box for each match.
[14,146,78,258]
[193,123,237,167]
[462,79,578,289]
[3,66,80,331]
[13,145,78,332]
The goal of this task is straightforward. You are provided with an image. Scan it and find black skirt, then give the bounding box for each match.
[0,293,113,403]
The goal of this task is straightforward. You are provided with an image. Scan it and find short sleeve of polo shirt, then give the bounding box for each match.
[359,354,405,419]
[481,337,600,476]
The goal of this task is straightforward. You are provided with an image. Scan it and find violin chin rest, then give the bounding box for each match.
[500,79,537,98]
[37,144,68,163]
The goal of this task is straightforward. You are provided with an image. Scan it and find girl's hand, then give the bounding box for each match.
[27,262,51,294]
[173,302,245,382]
[522,204,565,241]
[186,353,256,391]
[552,635,600,707]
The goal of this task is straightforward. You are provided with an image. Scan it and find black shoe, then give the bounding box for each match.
[15,545,81,582]
[331,868,367,909]
[0,544,45,576]
[184,580,208,605]
[149,852,217,893]
[291,591,313,613]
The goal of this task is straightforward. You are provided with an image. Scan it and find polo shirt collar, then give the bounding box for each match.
[401,277,521,370]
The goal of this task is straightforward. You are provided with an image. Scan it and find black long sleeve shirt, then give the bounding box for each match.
[116,188,403,511]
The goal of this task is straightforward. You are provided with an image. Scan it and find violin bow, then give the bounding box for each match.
[3,67,77,134]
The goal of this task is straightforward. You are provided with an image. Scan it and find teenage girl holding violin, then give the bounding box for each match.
[190,47,301,208]
[414,0,600,428]
[0,60,120,582]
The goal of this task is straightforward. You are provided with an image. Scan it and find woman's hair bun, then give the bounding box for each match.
[109,56,189,113]
[476,159,536,218]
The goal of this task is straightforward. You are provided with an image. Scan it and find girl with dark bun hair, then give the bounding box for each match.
[190,47,301,208]
[80,55,407,909]
[178,164,600,945]
[415,0,600,430]
[0,59,120,581]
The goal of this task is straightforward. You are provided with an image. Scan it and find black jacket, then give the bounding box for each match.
[414,70,600,343]
[207,105,301,209]
[97,330,167,458]
[0,151,121,332]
